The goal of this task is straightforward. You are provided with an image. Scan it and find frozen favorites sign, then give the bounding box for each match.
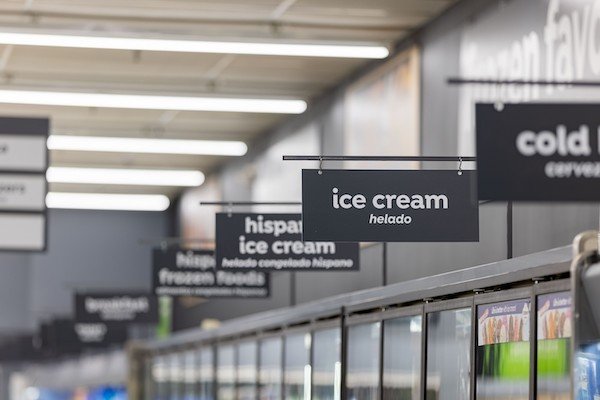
[302,170,479,242]
[477,103,600,200]
[215,213,360,271]
[459,0,600,159]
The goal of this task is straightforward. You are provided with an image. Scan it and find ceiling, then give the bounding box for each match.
[0,0,458,198]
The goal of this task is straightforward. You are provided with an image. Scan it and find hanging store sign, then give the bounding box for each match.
[0,213,45,250]
[42,319,128,351]
[215,213,360,271]
[478,103,600,201]
[153,248,270,298]
[74,293,159,324]
[0,174,46,211]
[0,135,47,172]
[301,169,479,242]
[73,322,127,346]
[478,299,530,346]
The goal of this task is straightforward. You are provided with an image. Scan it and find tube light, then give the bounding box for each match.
[46,192,170,211]
[47,167,205,187]
[0,31,390,59]
[0,90,307,114]
[48,135,248,156]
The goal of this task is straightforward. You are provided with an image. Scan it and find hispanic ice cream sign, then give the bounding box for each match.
[215,213,360,271]
[538,292,572,340]
[478,299,530,346]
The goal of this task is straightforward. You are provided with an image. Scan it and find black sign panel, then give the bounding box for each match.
[477,103,600,201]
[42,319,127,353]
[153,249,270,298]
[302,169,479,242]
[75,293,158,324]
[216,213,360,271]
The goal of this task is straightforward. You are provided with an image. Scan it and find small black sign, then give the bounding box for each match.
[42,319,127,352]
[302,169,479,242]
[153,249,270,298]
[215,213,360,271]
[74,293,158,324]
[477,103,600,201]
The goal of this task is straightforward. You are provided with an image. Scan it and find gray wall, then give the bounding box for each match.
[0,254,31,333]
[0,209,170,333]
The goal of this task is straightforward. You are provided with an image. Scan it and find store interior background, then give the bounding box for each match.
[0,0,597,383]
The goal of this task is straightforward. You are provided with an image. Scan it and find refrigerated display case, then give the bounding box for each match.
[259,336,283,400]
[217,345,236,400]
[283,331,311,400]
[237,341,258,400]
[134,245,575,400]
[312,327,341,400]
[346,320,380,400]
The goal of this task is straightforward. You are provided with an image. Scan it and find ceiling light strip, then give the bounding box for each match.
[47,167,205,187]
[0,90,307,114]
[0,31,389,59]
[48,135,248,156]
[46,192,170,211]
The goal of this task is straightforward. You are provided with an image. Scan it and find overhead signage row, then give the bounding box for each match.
[215,213,360,271]
[152,249,270,298]
[0,116,49,251]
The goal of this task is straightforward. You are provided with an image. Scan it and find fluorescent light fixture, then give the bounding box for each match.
[48,135,248,156]
[46,192,170,211]
[0,31,389,59]
[47,167,205,187]
[0,90,307,114]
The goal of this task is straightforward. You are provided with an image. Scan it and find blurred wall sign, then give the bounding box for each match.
[215,213,360,271]
[74,293,159,325]
[153,248,270,298]
[459,0,600,158]
[0,117,49,251]
[42,319,128,352]
[477,103,600,201]
[302,170,479,242]
[74,322,126,345]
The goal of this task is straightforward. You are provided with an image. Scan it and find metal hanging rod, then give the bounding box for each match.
[200,200,496,206]
[138,237,214,246]
[447,78,600,87]
[199,201,302,206]
[282,155,476,162]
